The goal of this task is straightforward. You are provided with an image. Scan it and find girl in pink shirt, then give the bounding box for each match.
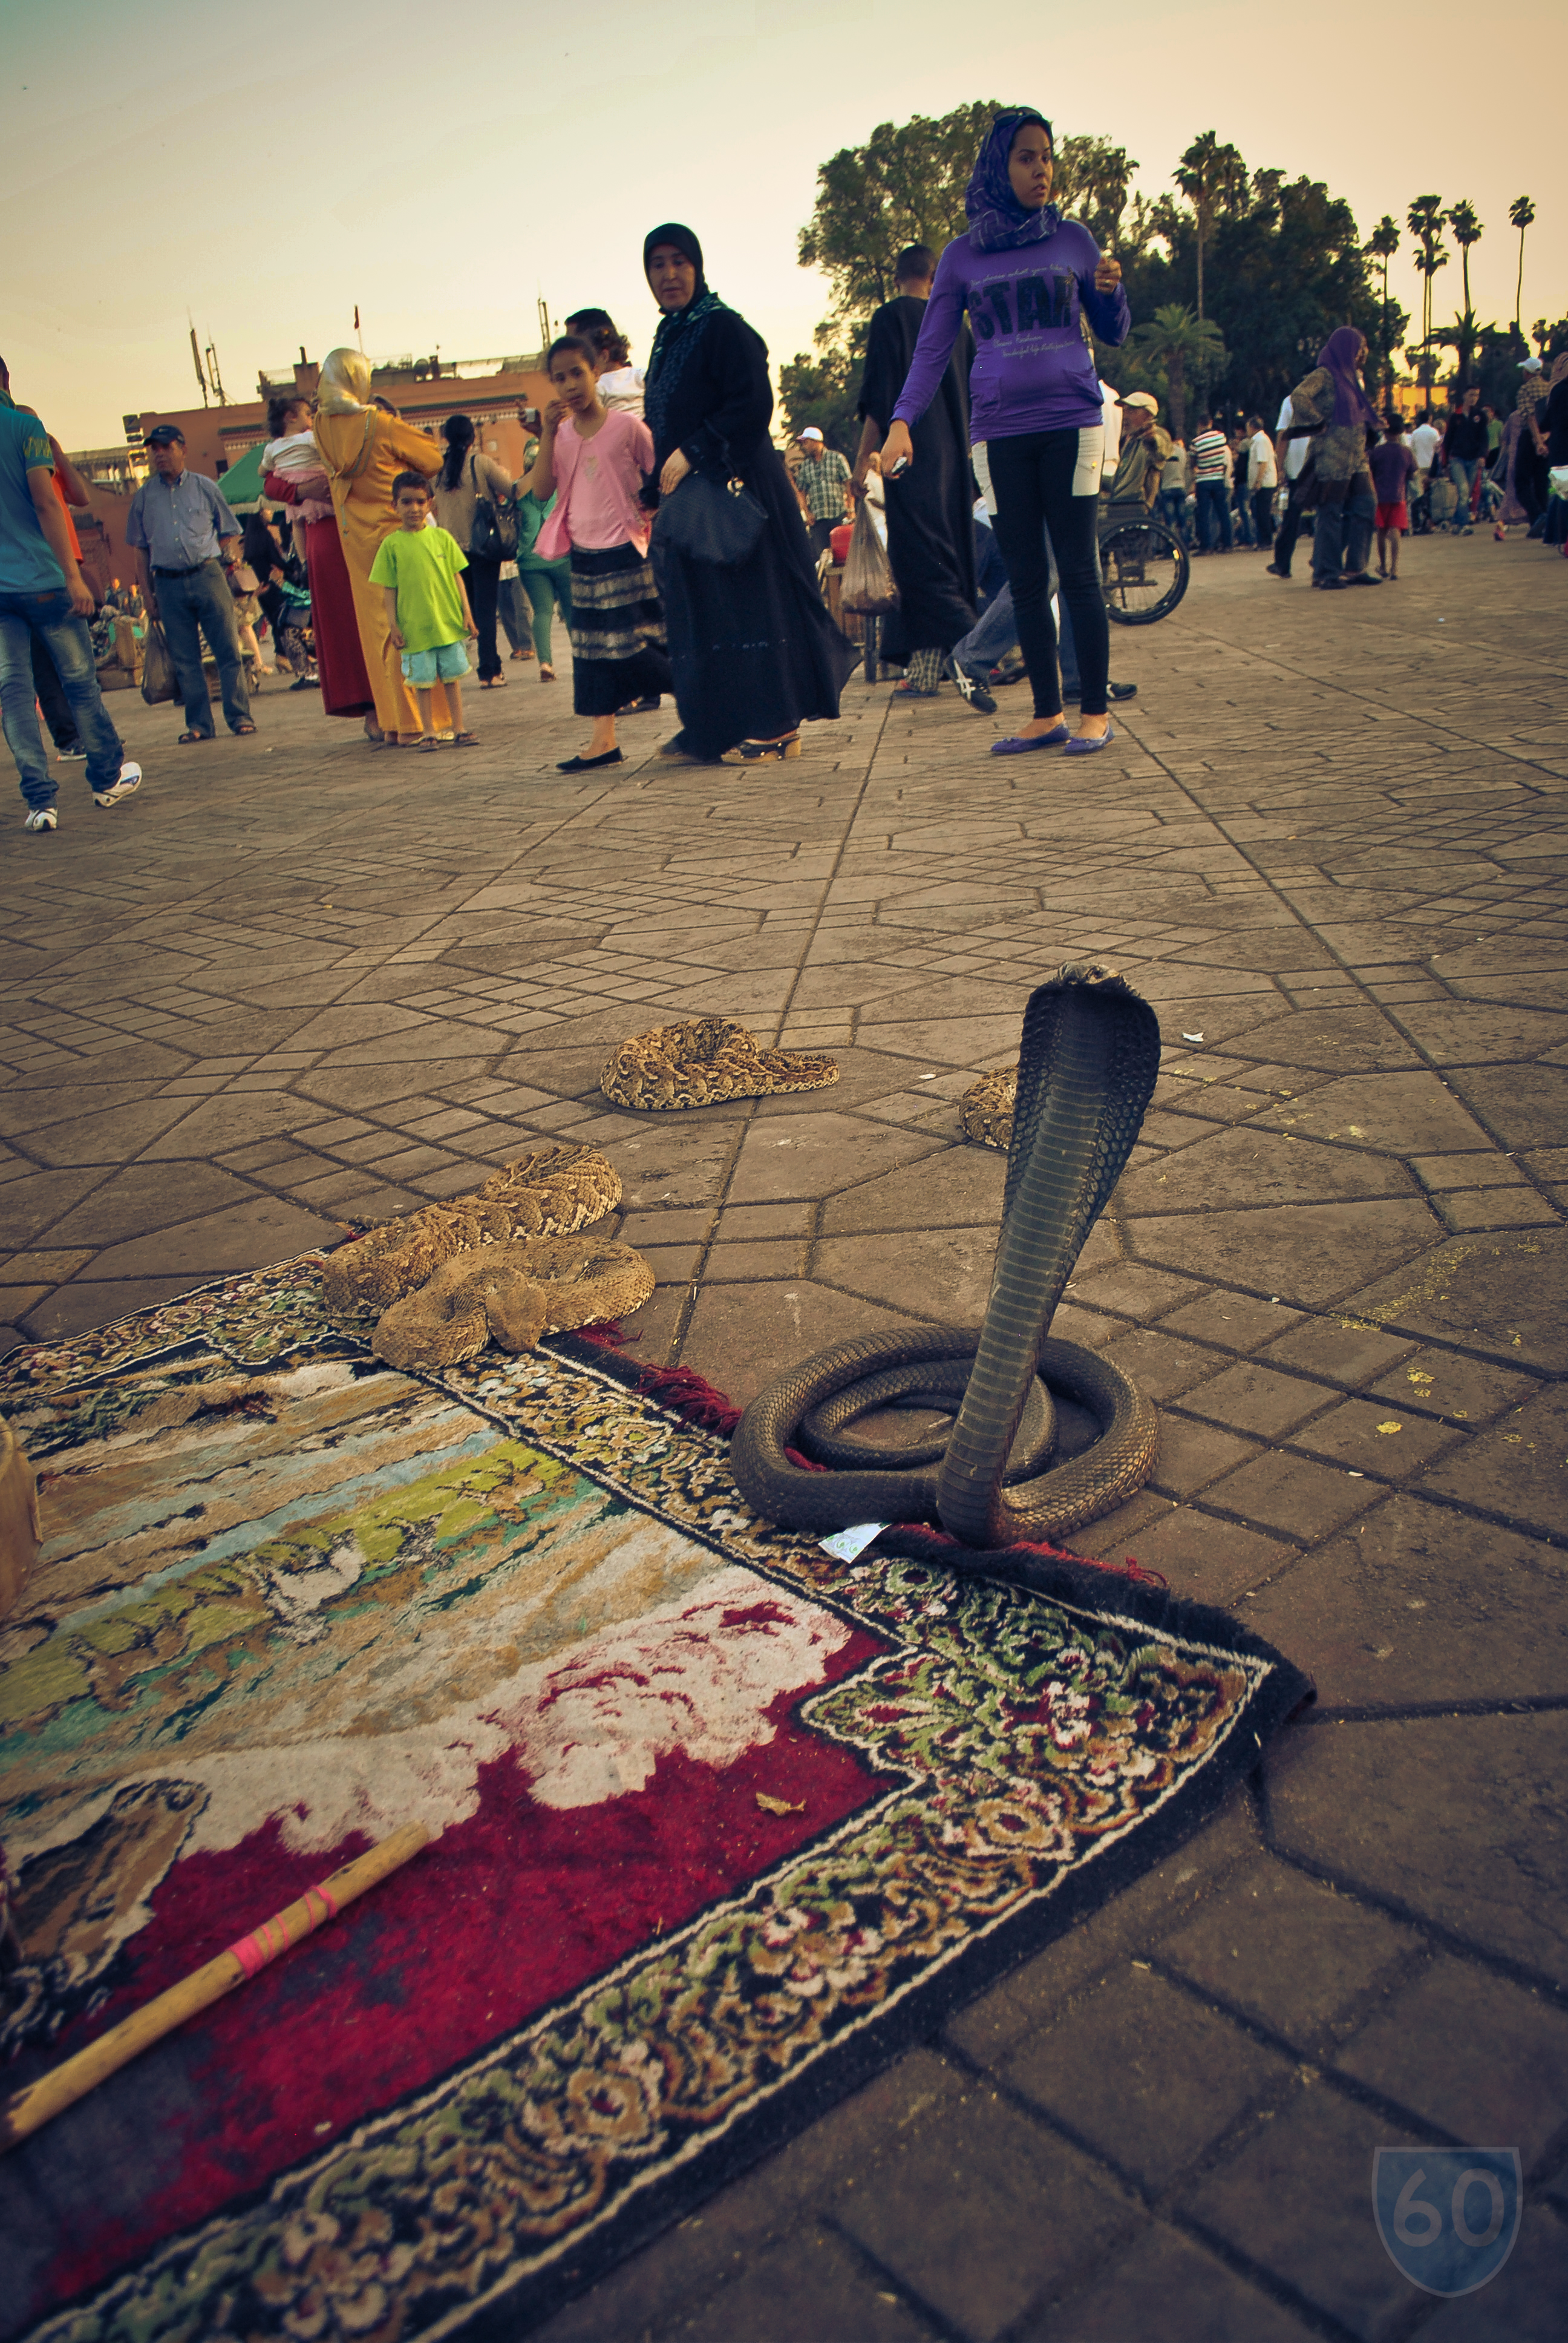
[524,336,672,771]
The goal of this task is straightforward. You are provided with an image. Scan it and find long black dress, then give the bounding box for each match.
[857,294,976,664]
[645,309,858,758]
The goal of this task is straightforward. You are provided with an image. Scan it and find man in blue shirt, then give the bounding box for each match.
[125,425,254,741]
[0,384,142,831]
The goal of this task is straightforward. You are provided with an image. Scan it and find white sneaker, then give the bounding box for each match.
[94,762,143,808]
[24,805,58,831]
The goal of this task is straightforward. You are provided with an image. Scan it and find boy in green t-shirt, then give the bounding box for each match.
[368,473,478,747]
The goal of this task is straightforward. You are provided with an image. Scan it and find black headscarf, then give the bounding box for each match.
[643,223,730,442]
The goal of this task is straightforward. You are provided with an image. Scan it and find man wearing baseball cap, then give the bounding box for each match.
[125,425,254,742]
[0,355,143,831]
[795,427,853,559]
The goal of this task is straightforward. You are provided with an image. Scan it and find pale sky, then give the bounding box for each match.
[4,0,1564,451]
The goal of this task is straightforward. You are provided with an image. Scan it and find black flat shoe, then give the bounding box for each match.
[557,748,624,772]
[1108,681,1138,701]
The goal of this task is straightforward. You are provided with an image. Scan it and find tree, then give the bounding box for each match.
[1115,167,1385,422]
[797,102,999,330]
[1173,133,1249,319]
[1053,134,1141,254]
[1365,216,1400,400]
[1122,305,1227,438]
[777,331,863,454]
[1509,196,1536,330]
[1444,201,1483,384]
[1406,197,1448,397]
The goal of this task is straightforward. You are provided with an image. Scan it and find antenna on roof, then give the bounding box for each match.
[189,322,209,407]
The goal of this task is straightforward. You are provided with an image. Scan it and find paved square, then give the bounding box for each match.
[3,537,1565,2338]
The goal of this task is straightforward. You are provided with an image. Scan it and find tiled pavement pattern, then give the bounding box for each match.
[4,539,1567,2338]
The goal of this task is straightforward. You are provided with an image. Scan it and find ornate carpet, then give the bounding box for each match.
[0,1254,1309,2341]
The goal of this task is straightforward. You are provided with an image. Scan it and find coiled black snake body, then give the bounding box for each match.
[730,964,1163,1547]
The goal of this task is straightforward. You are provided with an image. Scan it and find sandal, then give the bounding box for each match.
[539,664,556,683]
[721,733,800,763]
[232,721,257,735]
[480,677,506,689]
[416,736,441,753]
[453,730,480,746]
[177,730,213,745]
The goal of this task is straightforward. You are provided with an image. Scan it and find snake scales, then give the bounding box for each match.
[730,964,1163,1546]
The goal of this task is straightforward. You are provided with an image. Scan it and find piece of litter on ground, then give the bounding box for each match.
[918,1072,938,1080]
[756,1794,806,1817]
[1347,1470,1364,1478]
[820,1521,886,1562]
[1181,1032,1204,1043]
[1375,1421,1403,1435]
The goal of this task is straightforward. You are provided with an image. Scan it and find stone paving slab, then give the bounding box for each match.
[2,536,1566,2336]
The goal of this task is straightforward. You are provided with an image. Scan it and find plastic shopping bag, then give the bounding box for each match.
[140,620,177,706]
[841,497,898,614]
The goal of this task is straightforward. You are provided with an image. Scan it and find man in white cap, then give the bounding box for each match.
[795,428,853,558]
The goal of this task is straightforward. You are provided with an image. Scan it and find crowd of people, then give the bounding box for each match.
[1124,358,1568,585]
[3,105,1564,828]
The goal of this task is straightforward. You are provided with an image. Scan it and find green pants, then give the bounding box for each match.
[518,560,573,663]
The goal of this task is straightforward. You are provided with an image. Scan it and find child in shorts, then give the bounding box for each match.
[368,473,479,747]
[1368,422,1416,580]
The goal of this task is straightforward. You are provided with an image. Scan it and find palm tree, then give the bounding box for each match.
[1125,303,1227,440]
[1444,202,1483,384]
[1406,197,1448,399]
[1174,133,1249,320]
[1509,197,1536,330]
[1366,216,1400,400]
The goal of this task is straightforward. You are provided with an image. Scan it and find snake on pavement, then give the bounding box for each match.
[728,964,1163,1546]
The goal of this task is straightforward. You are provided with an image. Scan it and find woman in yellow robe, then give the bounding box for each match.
[313,348,451,743]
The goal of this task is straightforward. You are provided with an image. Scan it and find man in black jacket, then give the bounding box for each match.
[1442,389,1489,534]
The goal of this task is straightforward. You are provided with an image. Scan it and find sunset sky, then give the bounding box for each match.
[5,0,1564,450]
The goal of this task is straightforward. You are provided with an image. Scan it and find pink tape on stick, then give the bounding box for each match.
[226,1882,341,1978]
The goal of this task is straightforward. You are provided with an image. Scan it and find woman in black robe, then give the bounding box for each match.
[641,223,859,763]
[854,253,976,692]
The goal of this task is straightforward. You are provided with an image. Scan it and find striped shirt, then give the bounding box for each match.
[1190,428,1231,484]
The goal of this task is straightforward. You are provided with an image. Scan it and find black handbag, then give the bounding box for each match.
[468,456,519,561]
[653,470,767,565]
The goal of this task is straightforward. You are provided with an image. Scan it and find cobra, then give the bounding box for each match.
[729,965,1163,1546]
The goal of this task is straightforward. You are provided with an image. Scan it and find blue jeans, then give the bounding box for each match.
[1195,480,1232,549]
[1157,488,1189,543]
[154,559,250,733]
[1446,459,1477,525]
[0,588,126,808]
[951,583,1018,673]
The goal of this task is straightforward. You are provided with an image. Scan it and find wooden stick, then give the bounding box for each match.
[1,1820,430,2152]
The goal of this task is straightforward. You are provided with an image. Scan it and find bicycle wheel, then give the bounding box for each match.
[1100,518,1191,626]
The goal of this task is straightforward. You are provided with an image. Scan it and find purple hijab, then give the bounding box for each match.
[965,108,1063,254]
[1316,327,1379,427]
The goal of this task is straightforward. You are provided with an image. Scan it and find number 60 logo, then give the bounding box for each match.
[1373,2148,1521,2295]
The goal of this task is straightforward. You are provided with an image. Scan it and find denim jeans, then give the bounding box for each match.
[950,583,1019,673]
[1195,480,1233,549]
[1251,487,1276,549]
[0,588,125,808]
[1446,459,1477,525]
[1157,488,1189,543]
[155,559,250,733]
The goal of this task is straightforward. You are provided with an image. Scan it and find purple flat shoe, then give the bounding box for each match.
[1062,721,1117,757]
[989,724,1070,756]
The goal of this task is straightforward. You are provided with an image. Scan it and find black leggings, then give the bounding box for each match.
[988,428,1109,718]
[465,554,503,681]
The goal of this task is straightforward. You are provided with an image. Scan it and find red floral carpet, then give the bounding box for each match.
[0,1256,1308,2341]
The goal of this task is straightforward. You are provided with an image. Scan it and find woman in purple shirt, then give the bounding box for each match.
[881,110,1130,755]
